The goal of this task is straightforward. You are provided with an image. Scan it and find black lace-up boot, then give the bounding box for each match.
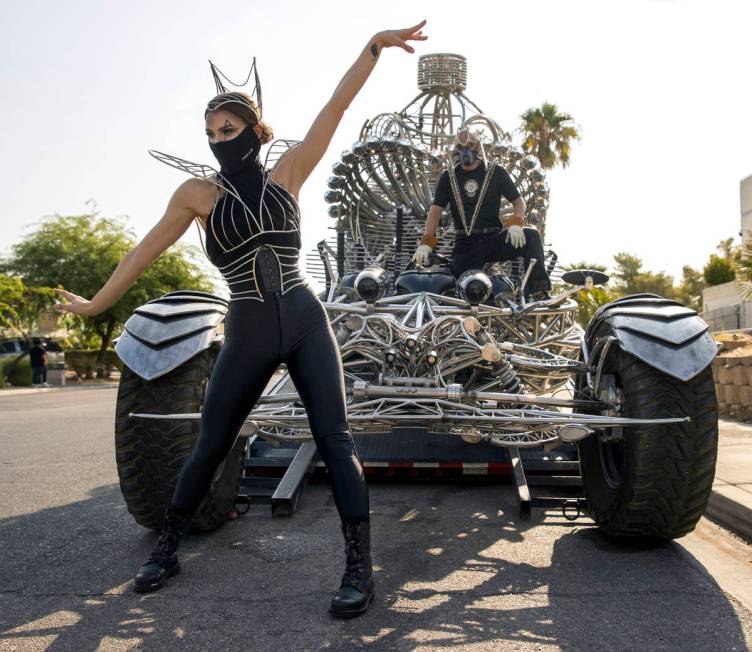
[329,521,375,619]
[134,506,193,593]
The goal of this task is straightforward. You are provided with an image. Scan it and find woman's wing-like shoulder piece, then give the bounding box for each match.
[263,138,303,171]
[148,149,244,205]
[148,149,220,182]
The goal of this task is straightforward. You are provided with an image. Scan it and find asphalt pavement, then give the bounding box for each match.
[1,387,751,651]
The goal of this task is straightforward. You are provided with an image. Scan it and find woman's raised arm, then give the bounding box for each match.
[272,20,428,194]
[53,179,213,317]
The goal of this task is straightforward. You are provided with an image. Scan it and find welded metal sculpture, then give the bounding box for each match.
[127,55,702,449]
[119,52,718,539]
[316,53,550,281]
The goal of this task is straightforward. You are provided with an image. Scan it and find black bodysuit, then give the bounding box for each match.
[169,156,369,524]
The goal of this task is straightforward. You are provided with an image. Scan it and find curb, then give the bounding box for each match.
[0,383,120,397]
[705,487,752,543]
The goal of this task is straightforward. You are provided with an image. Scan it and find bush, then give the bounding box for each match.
[65,349,122,379]
[0,357,32,387]
[703,255,735,286]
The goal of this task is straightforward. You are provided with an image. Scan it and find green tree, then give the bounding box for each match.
[733,241,752,299]
[0,274,58,337]
[676,265,705,312]
[611,252,677,299]
[1,212,216,375]
[703,254,735,286]
[561,261,608,274]
[519,102,581,169]
[0,273,57,376]
[716,237,741,263]
[610,252,643,294]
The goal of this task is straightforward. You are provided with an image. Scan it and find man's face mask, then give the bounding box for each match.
[454,129,481,166]
[457,146,479,166]
[209,124,261,174]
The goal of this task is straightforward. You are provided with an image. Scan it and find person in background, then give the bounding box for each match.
[29,338,49,387]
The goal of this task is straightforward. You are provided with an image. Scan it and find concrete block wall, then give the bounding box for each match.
[713,355,752,421]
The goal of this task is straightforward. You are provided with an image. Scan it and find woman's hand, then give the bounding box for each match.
[280,20,428,193]
[53,288,98,317]
[373,20,428,54]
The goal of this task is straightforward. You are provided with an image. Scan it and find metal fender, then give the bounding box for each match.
[585,293,717,382]
[113,290,228,381]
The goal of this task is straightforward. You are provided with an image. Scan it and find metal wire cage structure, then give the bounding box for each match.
[308,53,550,284]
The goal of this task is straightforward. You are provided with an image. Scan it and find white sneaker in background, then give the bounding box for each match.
[42,382,50,387]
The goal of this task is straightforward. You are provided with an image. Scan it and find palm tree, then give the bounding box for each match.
[519,103,581,169]
[736,241,752,299]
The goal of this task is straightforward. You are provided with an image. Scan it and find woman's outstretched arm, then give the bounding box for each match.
[272,20,428,194]
[53,179,213,317]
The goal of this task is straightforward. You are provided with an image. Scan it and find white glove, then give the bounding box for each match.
[505,225,526,248]
[413,244,433,266]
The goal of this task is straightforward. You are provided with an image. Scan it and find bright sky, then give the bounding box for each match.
[2,0,750,294]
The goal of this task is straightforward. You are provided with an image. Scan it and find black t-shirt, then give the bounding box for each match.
[432,161,520,233]
[29,344,46,366]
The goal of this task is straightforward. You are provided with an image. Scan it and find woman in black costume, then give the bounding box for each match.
[53,20,428,619]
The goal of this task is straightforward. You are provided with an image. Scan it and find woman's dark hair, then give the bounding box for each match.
[205,92,274,144]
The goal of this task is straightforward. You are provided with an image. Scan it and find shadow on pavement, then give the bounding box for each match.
[0,481,748,650]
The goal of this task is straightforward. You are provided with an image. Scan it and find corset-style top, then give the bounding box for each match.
[203,164,306,302]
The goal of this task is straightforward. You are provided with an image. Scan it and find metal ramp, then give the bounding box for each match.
[235,436,318,517]
[236,425,586,520]
[508,445,586,521]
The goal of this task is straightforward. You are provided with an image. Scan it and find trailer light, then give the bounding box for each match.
[557,425,594,442]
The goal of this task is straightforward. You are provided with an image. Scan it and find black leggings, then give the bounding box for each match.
[170,282,369,524]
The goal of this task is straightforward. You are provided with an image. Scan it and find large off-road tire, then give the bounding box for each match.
[577,332,718,540]
[114,343,247,532]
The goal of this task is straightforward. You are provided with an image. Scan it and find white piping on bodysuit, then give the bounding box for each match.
[150,140,305,303]
[203,173,305,302]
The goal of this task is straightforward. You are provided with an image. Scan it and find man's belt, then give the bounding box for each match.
[459,226,503,235]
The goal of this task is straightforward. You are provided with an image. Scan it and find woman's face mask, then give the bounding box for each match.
[209,124,261,174]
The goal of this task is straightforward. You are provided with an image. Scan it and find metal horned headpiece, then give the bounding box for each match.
[452,127,482,150]
[206,58,263,118]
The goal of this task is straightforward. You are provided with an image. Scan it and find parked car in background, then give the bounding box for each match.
[0,337,66,369]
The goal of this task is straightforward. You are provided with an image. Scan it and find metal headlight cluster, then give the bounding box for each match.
[458,271,492,305]
[355,266,389,302]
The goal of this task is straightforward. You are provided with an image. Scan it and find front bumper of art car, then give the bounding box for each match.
[129,380,688,449]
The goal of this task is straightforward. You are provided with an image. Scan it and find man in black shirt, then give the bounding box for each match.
[413,128,551,297]
[29,338,49,387]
